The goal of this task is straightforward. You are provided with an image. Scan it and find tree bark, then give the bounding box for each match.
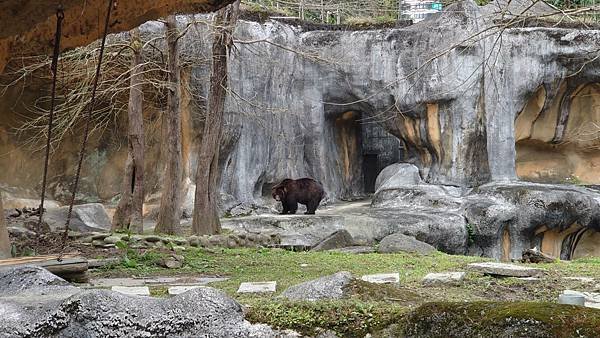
[112,28,145,234]
[156,15,183,235]
[0,192,11,259]
[192,1,239,235]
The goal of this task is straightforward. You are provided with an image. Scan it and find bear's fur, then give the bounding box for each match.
[271,178,325,215]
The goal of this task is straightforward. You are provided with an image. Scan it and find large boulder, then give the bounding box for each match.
[463,182,600,260]
[43,203,111,233]
[311,230,354,251]
[0,266,290,337]
[374,163,422,192]
[378,233,437,255]
[280,271,353,301]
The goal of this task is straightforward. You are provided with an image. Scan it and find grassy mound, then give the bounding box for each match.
[403,302,600,338]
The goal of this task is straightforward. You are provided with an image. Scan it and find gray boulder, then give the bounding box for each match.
[374,163,422,192]
[281,271,353,301]
[43,203,111,233]
[311,230,354,251]
[0,266,290,337]
[378,233,437,254]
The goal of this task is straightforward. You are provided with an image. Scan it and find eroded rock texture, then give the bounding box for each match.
[0,266,287,337]
[2,1,600,204]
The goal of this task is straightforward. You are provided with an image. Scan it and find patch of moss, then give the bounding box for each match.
[344,279,421,305]
[244,299,407,337]
[403,301,600,338]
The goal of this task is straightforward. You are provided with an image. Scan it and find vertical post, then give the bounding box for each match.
[0,192,11,259]
[300,0,305,20]
[321,0,325,22]
[398,0,403,20]
[336,5,341,24]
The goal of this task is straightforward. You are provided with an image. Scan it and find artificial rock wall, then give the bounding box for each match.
[1,0,600,207]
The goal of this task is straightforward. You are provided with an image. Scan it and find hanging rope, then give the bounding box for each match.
[37,6,64,253]
[60,0,115,259]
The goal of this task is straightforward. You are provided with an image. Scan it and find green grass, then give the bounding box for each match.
[91,248,600,336]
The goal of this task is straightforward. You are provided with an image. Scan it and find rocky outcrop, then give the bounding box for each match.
[281,271,353,301]
[3,0,600,206]
[377,233,437,255]
[0,265,290,337]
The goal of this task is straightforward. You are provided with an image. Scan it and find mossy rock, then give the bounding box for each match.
[402,301,600,338]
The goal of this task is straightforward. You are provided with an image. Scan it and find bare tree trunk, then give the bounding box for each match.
[0,192,10,258]
[192,2,239,235]
[112,28,145,234]
[156,15,182,235]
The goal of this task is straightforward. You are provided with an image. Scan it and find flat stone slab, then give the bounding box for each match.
[361,273,400,284]
[90,276,228,288]
[237,281,277,293]
[92,278,146,287]
[168,285,205,296]
[468,262,544,277]
[563,290,600,309]
[111,286,150,296]
[422,272,465,285]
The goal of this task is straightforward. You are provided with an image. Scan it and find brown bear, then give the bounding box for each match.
[271,178,325,215]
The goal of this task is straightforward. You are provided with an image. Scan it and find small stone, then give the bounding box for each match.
[246,233,258,242]
[103,235,121,244]
[361,273,400,284]
[91,233,110,240]
[237,281,277,293]
[172,246,186,251]
[92,240,115,248]
[226,239,237,248]
[143,235,162,243]
[517,277,541,282]
[422,272,466,285]
[188,236,200,247]
[468,262,544,277]
[80,235,94,243]
[199,236,210,247]
[173,238,187,246]
[111,286,150,296]
[209,235,226,246]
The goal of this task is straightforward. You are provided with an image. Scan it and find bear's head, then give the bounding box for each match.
[272,186,286,201]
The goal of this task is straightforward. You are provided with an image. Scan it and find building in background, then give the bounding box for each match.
[401,0,443,23]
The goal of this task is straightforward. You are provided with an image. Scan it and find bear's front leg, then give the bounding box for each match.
[280,201,289,214]
[288,199,298,214]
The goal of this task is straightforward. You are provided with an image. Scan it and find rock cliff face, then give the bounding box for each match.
[1,2,600,205]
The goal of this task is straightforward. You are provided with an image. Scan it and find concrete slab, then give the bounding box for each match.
[422,272,466,285]
[563,290,600,309]
[237,281,277,293]
[111,286,150,296]
[564,277,595,283]
[168,285,205,296]
[361,273,400,284]
[468,262,544,277]
[91,278,145,287]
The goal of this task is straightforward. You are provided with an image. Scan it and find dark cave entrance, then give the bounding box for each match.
[328,110,403,199]
[363,154,378,193]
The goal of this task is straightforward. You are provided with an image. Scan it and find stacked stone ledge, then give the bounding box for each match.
[76,231,281,249]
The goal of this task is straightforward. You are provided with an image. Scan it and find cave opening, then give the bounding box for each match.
[327,110,403,199]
